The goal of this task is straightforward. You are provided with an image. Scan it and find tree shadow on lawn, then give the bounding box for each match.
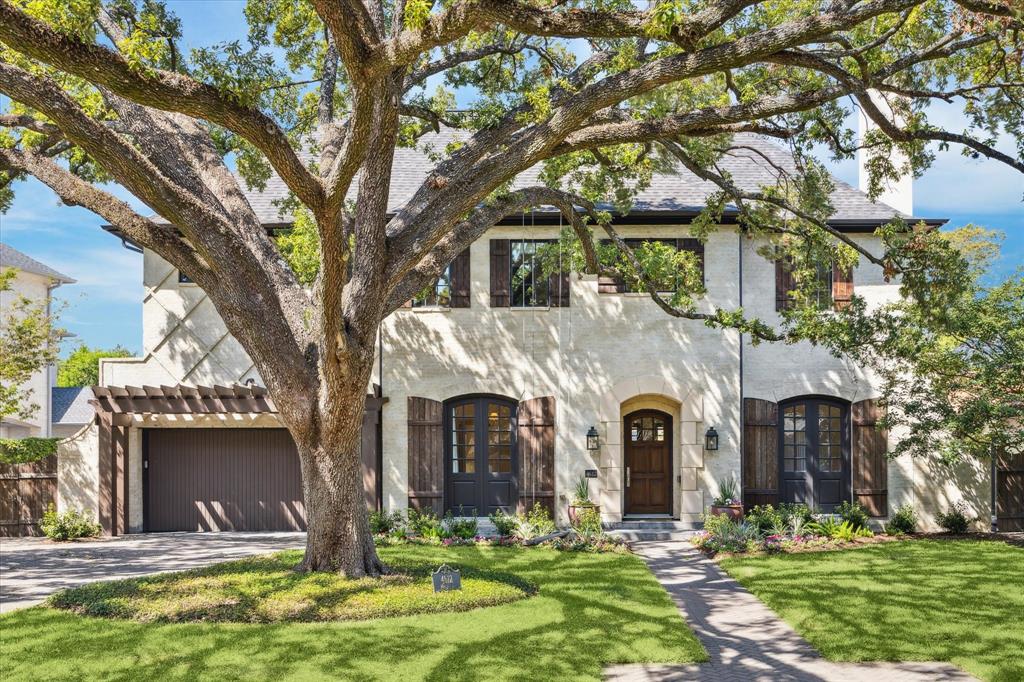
[0,545,705,681]
[720,539,1024,682]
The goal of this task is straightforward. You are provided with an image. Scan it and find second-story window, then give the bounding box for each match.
[598,238,705,294]
[412,264,452,308]
[510,239,552,307]
[776,259,852,311]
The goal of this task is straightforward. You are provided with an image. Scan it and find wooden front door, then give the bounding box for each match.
[779,399,850,513]
[624,410,672,515]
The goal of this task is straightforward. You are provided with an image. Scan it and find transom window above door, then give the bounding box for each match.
[630,415,666,442]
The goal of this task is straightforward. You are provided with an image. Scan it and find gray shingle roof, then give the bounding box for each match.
[0,243,75,283]
[237,130,922,226]
[51,386,93,424]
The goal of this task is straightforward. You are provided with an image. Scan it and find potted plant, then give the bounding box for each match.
[709,475,743,520]
[568,474,599,525]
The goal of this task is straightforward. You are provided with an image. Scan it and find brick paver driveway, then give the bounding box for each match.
[0,532,304,613]
[605,541,977,682]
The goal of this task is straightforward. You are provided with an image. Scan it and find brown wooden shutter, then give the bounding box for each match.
[832,262,854,310]
[407,397,444,514]
[743,398,779,506]
[518,396,556,516]
[677,238,705,286]
[852,399,888,517]
[997,447,1024,531]
[450,247,471,308]
[775,258,794,311]
[489,239,510,307]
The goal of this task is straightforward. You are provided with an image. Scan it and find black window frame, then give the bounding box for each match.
[509,239,554,308]
[779,261,834,311]
[411,262,453,308]
[777,396,851,512]
[443,394,519,516]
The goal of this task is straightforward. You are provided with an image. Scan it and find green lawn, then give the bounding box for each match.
[720,539,1024,682]
[0,544,705,681]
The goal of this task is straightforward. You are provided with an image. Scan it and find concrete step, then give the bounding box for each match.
[606,520,703,531]
[606,529,698,542]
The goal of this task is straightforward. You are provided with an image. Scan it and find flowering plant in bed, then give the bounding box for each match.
[694,502,883,557]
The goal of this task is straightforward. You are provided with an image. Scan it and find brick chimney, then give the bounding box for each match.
[857,90,914,216]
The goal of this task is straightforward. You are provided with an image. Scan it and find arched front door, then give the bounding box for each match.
[778,397,850,512]
[624,410,672,515]
[444,396,518,516]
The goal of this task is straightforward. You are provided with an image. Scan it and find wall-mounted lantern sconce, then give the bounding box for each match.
[586,426,600,451]
[704,426,719,451]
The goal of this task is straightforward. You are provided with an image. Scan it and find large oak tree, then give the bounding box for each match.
[1,0,1021,575]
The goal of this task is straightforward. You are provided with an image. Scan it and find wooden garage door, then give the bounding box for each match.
[144,429,306,532]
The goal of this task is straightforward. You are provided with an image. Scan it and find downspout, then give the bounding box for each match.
[738,229,744,501]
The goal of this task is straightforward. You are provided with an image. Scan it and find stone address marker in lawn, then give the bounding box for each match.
[432,565,461,593]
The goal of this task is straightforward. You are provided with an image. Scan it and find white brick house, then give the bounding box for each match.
[0,243,74,439]
[59,131,994,534]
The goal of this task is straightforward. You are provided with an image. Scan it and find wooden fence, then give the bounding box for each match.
[0,454,57,537]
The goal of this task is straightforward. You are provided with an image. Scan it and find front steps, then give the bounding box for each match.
[605,520,702,542]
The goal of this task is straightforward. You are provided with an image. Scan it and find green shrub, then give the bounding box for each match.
[369,510,404,535]
[0,437,59,464]
[805,517,842,538]
[836,501,871,530]
[489,509,518,537]
[512,503,556,541]
[936,501,972,533]
[407,508,443,539]
[698,512,761,553]
[745,503,813,534]
[571,506,602,537]
[886,504,918,535]
[40,504,100,541]
[443,511,478,540]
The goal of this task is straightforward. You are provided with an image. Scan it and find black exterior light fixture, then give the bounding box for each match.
[586,426,600,451]
[704,427,719,451]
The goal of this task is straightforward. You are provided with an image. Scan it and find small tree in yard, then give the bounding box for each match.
[0,0,1021,575]
[804,227,1023,462]
[0,267,63,424]
[58,344,133,388]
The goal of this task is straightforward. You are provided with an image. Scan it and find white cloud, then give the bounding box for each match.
[47,247,142,305]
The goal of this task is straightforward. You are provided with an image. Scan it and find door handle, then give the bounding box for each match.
[625,467,630,488]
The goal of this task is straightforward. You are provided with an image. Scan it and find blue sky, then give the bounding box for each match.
[1,1,1021,356]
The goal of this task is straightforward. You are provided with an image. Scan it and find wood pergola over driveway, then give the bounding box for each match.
[88,384,385,535]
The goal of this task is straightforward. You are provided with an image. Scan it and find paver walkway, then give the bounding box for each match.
[605,541,976,682]
[0,531,304,613]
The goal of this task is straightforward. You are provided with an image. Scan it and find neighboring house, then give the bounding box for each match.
[58,129,1002,535]
[51,386,94,439]
[0,243,74,439]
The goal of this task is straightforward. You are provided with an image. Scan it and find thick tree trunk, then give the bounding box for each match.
[296,430,386,576]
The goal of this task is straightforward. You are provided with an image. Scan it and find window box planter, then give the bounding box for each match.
[709,503,744,521]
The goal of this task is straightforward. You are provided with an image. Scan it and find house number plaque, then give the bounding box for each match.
[432,565,462,593]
